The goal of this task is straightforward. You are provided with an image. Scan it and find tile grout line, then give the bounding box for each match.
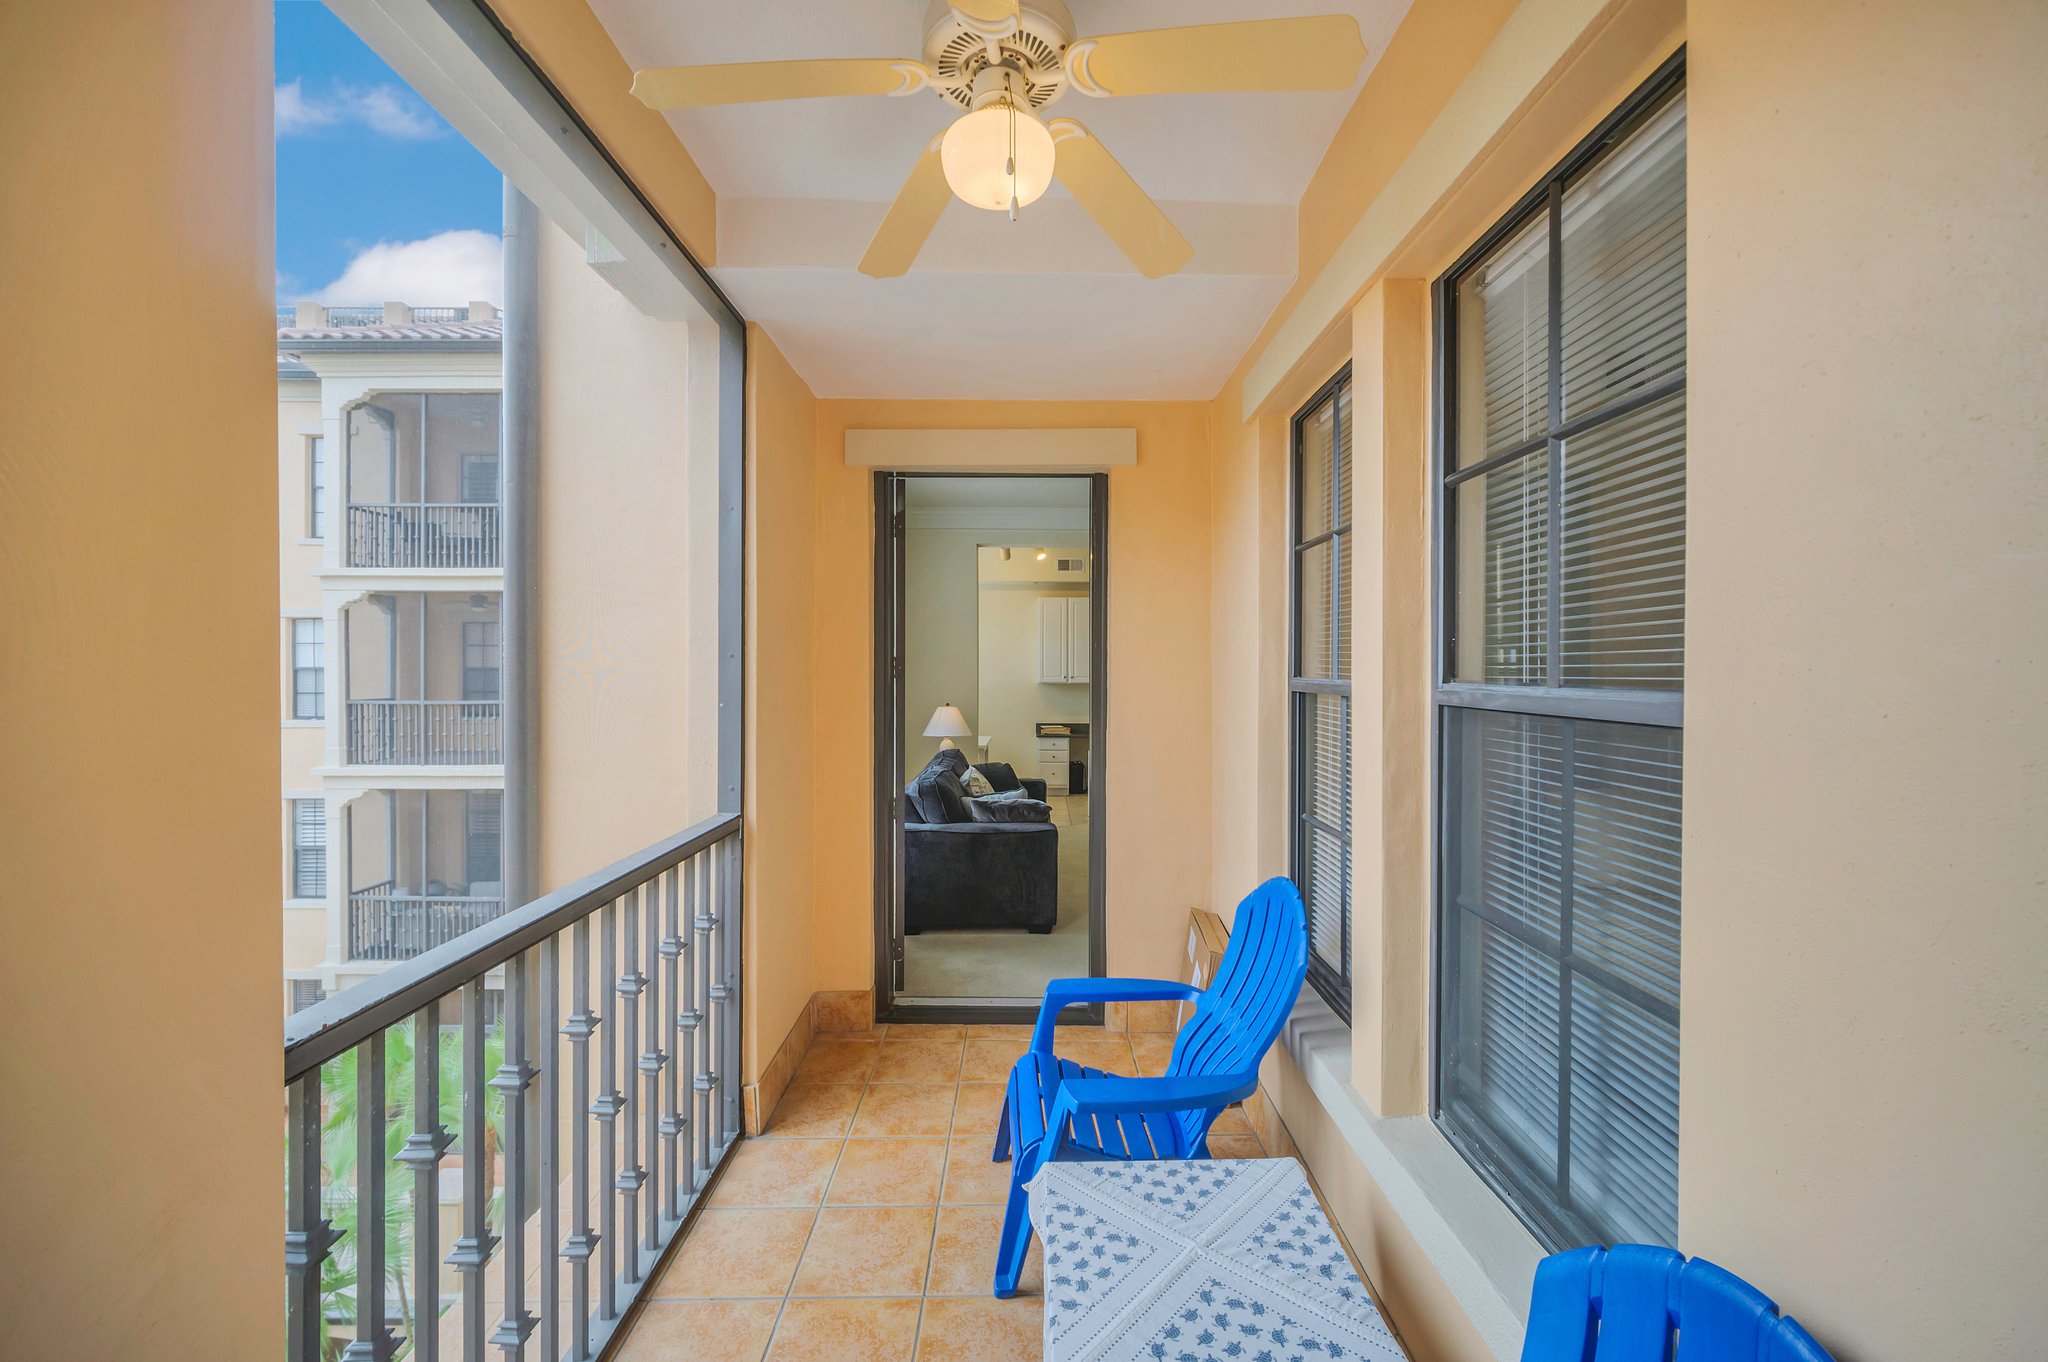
[757,1128,850,1360]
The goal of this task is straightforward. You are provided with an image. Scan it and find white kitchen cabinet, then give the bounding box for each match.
[1038,596,1089,684]
[1038,734,1070,794]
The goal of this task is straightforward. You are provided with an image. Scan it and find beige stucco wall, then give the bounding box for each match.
[0,1,280,1355]
[745,325,822,1078]
[533,218,720,891]
[1680,2,2048,1356]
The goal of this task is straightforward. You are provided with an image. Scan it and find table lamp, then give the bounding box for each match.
[923,703,972,750]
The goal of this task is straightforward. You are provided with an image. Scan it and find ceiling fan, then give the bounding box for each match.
[630,0,1368,279]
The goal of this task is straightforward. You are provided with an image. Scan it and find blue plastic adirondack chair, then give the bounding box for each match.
[1522,1245,1836,1362]
[989,875,1309,1297]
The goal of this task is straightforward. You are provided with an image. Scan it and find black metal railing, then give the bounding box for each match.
[286,812,743,1362]
[348,503,501,569]
[347,700,504,765]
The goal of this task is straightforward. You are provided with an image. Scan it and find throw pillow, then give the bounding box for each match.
[968,796,1053,824]
[975,761,1023,793]
[929,768,973,824]
[962,766,994,797]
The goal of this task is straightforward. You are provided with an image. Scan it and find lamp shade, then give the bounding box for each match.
[941,103,1055,212]
[923,704,972,739]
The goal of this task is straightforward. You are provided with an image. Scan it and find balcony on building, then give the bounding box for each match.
[342,591,502,766]
[345,389,501,569]
[344,788,503,962]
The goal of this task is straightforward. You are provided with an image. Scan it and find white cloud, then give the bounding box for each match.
[275,79,443,139]
[311,230,503,308]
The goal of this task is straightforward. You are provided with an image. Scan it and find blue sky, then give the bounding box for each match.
[275,0,503,304]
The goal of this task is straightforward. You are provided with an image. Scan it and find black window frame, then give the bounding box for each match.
[1430,50,1688,1251]
[1290,364,1354,1022]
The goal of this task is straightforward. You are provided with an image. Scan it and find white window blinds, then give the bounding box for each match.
[291,799,326,900]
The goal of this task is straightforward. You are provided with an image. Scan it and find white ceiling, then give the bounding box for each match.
[589,0,1412,399]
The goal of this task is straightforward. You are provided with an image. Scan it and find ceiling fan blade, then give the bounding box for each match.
[631,57,928,110]
[859,136,952,278]
[950,0,1019,24]
[1064,16,1367,97]
[1048,121,1194,280]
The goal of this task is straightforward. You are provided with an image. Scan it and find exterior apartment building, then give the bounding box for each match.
[277,302,506,1012]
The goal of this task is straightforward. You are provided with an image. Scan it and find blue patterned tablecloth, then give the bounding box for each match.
[1027,1158,1407,1362]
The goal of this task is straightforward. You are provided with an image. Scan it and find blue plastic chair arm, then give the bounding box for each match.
[1030,976,1202,1052]
[1050,1072,1254,1121]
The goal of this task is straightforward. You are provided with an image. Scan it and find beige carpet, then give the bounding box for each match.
[902,792,1091,1001]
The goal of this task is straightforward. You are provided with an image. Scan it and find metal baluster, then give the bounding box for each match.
[449,981,499,1362]
[593,900,622,1320]
[490,951,537,1356]
[615,886,647,1285]
[286,1071,337,1362]
[705,843,729,1155]
[642,872,665,1252]
[657,867,683,1220]
[676,854,699,1195]
[722,836,743,1143]
[341,1030,398,1360]
[397,1007,453,1362]
[539,934,561,1362]
[561,918,598,1361]
[692,850,715,1179]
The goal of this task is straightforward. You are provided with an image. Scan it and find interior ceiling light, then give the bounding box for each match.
[941,68,1054,216]
[630,0,1368,279]
[1036,550,1048,560]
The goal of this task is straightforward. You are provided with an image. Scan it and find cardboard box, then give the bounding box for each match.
[1181,907,1229,1028]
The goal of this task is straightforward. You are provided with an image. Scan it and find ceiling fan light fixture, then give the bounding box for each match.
[941,70,1055,212]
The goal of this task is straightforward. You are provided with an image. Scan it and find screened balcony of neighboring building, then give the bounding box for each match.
[341,591,502,765]
[344,787,504,961]
[344,391,501,569]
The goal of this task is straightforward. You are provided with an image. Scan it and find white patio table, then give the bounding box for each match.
[1027,1157,1410,1362]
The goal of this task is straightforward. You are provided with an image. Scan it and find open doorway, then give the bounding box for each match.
[874,473,1107,1019]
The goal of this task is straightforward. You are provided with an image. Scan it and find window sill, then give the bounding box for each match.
[282,719,323,728]
[283,900,325,911]
[1278,991,1544,1362]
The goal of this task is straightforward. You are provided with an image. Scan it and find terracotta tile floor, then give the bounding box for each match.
[617,1024,1269,1361]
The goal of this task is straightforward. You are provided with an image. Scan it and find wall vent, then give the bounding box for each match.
[1057,557,1085,572]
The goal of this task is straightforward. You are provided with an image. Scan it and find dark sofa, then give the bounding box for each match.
[903,752,1058,934]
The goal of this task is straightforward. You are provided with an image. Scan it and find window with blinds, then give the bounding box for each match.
[291,617,324,720]
[307,435,326,539]
[1434,64,1685,1250]
[463,618,502,702]
[1292,368,1353,1019]
[291,799,326,900]
[465,790,503,887]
